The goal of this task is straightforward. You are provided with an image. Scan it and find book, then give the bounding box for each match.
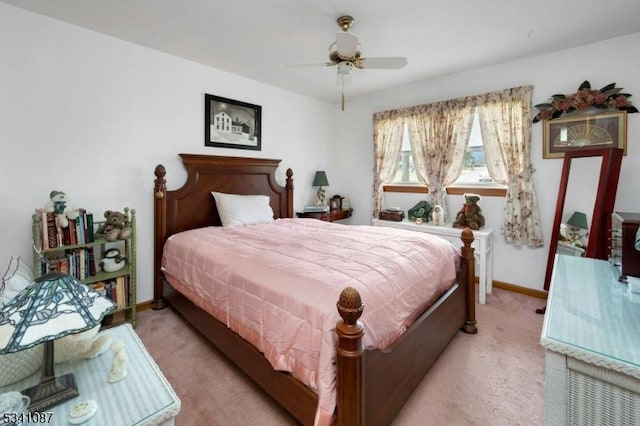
[79,248,86,279]
[86,213,95,242]
[88,247,97,276]
[116,276,126,309]
[74,217,82,246]
[62,226,72,246]
[68,219,77,245]
[45,212,58,249]
[303,205,329,213]
[81,209,89,243]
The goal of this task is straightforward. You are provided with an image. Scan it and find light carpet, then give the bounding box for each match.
[135,288,545,425]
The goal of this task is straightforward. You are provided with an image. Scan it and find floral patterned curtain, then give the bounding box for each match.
[476,86,543,247]
[405,101,474,223]
[372,110,404,218]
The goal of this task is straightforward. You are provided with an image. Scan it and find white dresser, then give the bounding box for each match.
[541,255,640,426]
[372,219,494,304]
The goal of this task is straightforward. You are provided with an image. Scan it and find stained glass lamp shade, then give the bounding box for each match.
[0,272,115,411]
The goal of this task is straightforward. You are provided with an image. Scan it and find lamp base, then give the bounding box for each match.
[22,373,79,412]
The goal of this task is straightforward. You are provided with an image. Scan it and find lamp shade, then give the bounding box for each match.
[567,212,588,230]
[0,272,115,411]
[0,272,115,354]
[312,171,329,187]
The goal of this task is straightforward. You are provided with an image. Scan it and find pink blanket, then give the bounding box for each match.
[161,218,460,425]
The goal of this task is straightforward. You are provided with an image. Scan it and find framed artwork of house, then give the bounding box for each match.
[205,94,262,150]
[542,110,627,159]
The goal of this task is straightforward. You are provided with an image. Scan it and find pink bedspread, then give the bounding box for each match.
[161,218,460,425]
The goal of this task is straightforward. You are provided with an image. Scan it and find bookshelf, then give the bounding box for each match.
[32,207,137,327]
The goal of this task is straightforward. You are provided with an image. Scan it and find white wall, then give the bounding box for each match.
[0,3,337,303]
[2,3,639,297]
[335,32,640,290]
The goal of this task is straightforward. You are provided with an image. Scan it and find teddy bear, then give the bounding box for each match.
[54,325,113,364]
[45,190,79,228]
[97,210,132,242]
[453,193,485,230]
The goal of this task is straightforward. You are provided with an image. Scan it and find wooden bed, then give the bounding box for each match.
[152,154,477,425]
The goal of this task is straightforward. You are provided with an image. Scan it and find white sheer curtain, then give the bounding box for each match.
[372,111,404,218]
[405,101,475,223]
[476,86,543,247]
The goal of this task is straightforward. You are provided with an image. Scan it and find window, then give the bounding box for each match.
[393,125,418,184]
[392,112,496,185]
[453,112,494,185]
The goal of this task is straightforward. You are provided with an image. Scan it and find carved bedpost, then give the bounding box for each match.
[336,287,365,426]
[460,228,477,334]
[153,164,167,310]
[285,168,294,218]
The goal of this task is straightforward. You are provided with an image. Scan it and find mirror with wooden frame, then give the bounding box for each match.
[542,147,624,293]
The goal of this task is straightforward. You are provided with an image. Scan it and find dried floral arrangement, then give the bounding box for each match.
[533,80,638,123]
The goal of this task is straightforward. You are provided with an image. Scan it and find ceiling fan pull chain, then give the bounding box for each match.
[341,76,345,111]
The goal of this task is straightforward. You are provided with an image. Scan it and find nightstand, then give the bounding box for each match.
[297,208,353,222]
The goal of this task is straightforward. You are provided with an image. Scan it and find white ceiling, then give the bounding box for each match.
[4,0,640,104]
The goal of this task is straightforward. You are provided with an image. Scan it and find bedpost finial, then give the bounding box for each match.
[154,164,166,179]
[337,287,364,325]
[461,227,474,248]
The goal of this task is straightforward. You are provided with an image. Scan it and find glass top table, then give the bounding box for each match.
[1,323,180,425]
[541,255,640,377]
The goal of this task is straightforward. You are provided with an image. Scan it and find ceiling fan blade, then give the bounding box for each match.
[357,57,408,69]
[285,62,334,68]
[335,31,358,59]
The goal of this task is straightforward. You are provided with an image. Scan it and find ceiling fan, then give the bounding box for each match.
[288,15,408,110]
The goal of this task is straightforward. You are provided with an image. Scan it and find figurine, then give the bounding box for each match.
[107,340,128,383]
[431,204,445,226]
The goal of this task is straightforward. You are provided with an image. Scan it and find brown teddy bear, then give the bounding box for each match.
[453,193,486,230]
[97,210,132,242]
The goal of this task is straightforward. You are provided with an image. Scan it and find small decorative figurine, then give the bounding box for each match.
[408,200,432,223]
[431,204,445,226]
[107,340,128,383]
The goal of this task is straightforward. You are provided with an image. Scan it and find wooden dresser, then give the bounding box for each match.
[541,255,640,425]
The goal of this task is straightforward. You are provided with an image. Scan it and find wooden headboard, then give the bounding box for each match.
[153,154,294,308]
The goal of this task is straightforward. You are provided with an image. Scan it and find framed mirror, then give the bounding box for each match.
[542,147,624,292]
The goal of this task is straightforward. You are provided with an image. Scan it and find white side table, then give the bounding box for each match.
[1,323,181,425]
[372,219,495,304]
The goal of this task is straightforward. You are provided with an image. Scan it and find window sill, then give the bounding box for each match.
[383,184,506,197]
[383,184,428,194]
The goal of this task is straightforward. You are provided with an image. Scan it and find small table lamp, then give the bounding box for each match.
[567,211,589,246]
[312,171,329,206]
[0,272,115,411]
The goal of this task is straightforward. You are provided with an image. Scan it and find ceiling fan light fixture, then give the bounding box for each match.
[337,61,354,75]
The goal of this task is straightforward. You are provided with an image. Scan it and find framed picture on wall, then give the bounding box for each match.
[542,110,627,159]
[204,94,262,150]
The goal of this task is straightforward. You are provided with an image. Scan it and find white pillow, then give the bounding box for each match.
[212,192,274,227]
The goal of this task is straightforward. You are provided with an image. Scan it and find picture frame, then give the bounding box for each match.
[204,94,261,150]
[543,110,627,159]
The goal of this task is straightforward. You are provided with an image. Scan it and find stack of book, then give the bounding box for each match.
[93,276,130,309]
[303,205,329,213]
[35,208,95,250]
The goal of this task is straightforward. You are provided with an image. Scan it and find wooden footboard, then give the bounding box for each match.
[153,155,477,425]
[335,229,476,425]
